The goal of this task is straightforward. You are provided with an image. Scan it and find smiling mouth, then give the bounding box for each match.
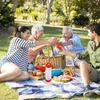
[63,36,68,39]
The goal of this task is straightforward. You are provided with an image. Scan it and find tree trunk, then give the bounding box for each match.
[43,0,47,5]
[12,0,19,16]
[45,0,54,24]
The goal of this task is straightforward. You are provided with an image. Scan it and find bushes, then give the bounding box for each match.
[30,11,38,20]
[72,15,89,27]
[0,1,15,27]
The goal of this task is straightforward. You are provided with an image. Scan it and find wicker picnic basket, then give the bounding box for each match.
[35,46,66,69]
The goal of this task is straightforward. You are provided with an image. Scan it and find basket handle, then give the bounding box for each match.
[47,46,55,62]
[47,46,54,57]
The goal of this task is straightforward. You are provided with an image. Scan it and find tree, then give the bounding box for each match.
[87,0,100,22]
[73,0,100,22]
[12,0,19,16]
[45,0,54,24]
[0,0,15,26]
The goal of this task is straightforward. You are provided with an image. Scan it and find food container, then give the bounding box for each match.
[52,68,62,76]
[36,64,46,72]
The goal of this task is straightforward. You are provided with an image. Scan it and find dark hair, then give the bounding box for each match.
[88,22,100,36]
[13,26,29,38]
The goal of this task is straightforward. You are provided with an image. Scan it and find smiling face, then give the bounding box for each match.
[87,29,95,41]
[21,30,30,40]
[62,28,72,41]
[34,30,44,40]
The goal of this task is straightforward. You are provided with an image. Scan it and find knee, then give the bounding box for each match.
[6,64,23,77]
[12,67,22,77]
[80,61,87,65]
[79,61,88,69]
[7,67,22,79]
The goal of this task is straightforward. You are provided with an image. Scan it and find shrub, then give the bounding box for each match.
[15,7,23,17]
[37,13,45,21]
[0,7,15,27]
[30,11,38,20]
[72,15,89,27]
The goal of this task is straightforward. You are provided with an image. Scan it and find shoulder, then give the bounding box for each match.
[11,37,21,41]
[86,41,96,50]
[72,34,79,38]
[88,40,94,44]
[10,37,28,45]
[70,34,80,40]
[88,40,95,46]
[10,37,23,43]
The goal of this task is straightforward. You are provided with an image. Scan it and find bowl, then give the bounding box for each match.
[36,64,46,72]
[52,68,62,76]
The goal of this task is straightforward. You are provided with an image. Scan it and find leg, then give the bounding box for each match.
[79,61,91,86]
[75,60,100,97]
[75,60,91,86]
[13,71,30,81]
[0,62,22,82]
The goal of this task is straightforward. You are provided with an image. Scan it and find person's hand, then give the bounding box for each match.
[60,46,66,51]
[61,42,68,46]
[47,37,57,45]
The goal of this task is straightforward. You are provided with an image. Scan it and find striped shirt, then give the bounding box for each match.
[2,37,36,71]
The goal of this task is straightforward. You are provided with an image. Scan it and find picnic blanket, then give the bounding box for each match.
[5,68,100,100]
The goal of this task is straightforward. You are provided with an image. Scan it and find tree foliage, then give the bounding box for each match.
[1,0,100,26]
[72,15,89,27]
[0,0,15,27]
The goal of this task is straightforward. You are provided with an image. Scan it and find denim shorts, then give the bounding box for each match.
[27,63,35,70]
[0,60,6,69]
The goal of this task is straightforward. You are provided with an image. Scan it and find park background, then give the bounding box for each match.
[0,0,100,100]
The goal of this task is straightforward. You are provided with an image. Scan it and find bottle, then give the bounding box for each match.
[45,62,52,82]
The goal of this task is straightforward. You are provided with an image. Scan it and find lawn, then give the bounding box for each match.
[0,25,99,100]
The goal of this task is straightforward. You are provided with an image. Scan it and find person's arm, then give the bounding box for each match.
[35,37,57,46]
[28,35,50,47]
[60,46,77,58]
[62,35,80,46]
[35,40,49,46]
[29,44,47,53]
[28,35,57,46]
[13,37,36,49]
[61,45,89,59]
[62,40,73,46]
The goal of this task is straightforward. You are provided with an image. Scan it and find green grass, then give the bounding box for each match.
[0,26,100,100]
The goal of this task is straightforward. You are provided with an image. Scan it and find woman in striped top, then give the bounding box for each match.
[0,26,56,82]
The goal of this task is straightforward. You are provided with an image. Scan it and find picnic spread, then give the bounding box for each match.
[5,45,100,100]
[5,68,100,100]
[5,61,100,100]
